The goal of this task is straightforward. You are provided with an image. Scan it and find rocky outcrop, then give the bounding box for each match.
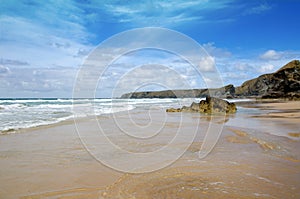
[121,90,177,99]
[166,97,237,114]
[120,60,300,100]
[235,60,300,99]
[121,84,235,99]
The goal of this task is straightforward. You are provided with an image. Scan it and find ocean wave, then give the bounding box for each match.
[0,115,75,134]
[0,99,141,133]
[0,103,27,110]
[0,99,60,104]
[95,105,136,115]
[227,98,255,103]
[1,98,249,133]
[36,104,73,109]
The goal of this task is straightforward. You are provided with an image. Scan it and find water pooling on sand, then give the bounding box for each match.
[1,100,300,199]
[95,104,300,199]
[0,98,253,133]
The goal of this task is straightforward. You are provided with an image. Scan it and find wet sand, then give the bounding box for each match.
[0,100,300,198]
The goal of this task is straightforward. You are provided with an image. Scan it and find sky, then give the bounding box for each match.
[1,0,300,98]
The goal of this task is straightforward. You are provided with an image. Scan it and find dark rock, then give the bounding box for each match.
[165,108,181,112]
[199,96,237,114]
[121,84,235,99]
[166,97,237,114]
[236,60,300,99]
[120,60,300,100]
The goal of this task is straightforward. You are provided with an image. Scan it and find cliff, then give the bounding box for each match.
[235,60,300,99]
[120,84,235,99]
[120,60,300,99]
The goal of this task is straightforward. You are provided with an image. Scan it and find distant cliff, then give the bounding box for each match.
[120,84,235,99]
[120,60,300,99]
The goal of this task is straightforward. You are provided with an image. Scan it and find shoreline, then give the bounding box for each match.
[0,100,300,198]
[0,98,294,136]
[3,98,298,140]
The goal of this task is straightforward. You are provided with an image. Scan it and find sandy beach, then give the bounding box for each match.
[3,1,300,198]
[0,100,300,199]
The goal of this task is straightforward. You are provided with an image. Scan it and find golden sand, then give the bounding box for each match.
[227,127,276,150]
[101,169,269,199]
[1,100,300,199]
[226,135,251,144]
[288,132,300,137]
[227,128,248,137]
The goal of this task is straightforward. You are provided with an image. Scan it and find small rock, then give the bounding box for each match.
[166,108,181,112]
[166,97,237,114]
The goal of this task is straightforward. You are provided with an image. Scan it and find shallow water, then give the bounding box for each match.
[0,100,300,198]
[97,105,300,199]
[0,98,254,133]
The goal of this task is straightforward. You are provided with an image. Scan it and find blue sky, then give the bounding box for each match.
[1,0,300,98]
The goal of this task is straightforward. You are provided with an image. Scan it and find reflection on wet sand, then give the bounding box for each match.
[227,128,277,151]
[101,170,243,199]
[98,101,300,199]
[1,101,300,199]
[21,187,104,199]
[198,114,235,124]
[100,131,300,199]
[288,132,300,138]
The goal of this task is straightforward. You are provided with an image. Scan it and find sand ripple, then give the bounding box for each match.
[100,169,269,199]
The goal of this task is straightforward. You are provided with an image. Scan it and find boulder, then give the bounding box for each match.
[165,108,181,112]
[199,96,237,114]
[166,97,237,114]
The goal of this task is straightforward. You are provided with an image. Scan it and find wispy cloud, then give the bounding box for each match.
[101,0,235,26]
[244,3,272,15]
[0,0,298,97]
[0,1,89,41]
[0,16,93,68]
[1,59,29,66]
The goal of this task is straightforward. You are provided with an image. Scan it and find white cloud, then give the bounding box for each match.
[1,1,298,97]
[233,62,250,71]
[260,50,282,60]
[0,65,11,75]
[0,66,77,98]
[202,42,232,58]
[223,72,248,79]
[108,64,192,97]
[198,56,215,72]
[258,64,275,73]
[203,77,213,84]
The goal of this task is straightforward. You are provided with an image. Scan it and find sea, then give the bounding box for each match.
[0,98,253,134]
[0,98,188,133]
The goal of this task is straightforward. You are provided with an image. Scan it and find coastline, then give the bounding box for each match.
[0,99,299,198]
